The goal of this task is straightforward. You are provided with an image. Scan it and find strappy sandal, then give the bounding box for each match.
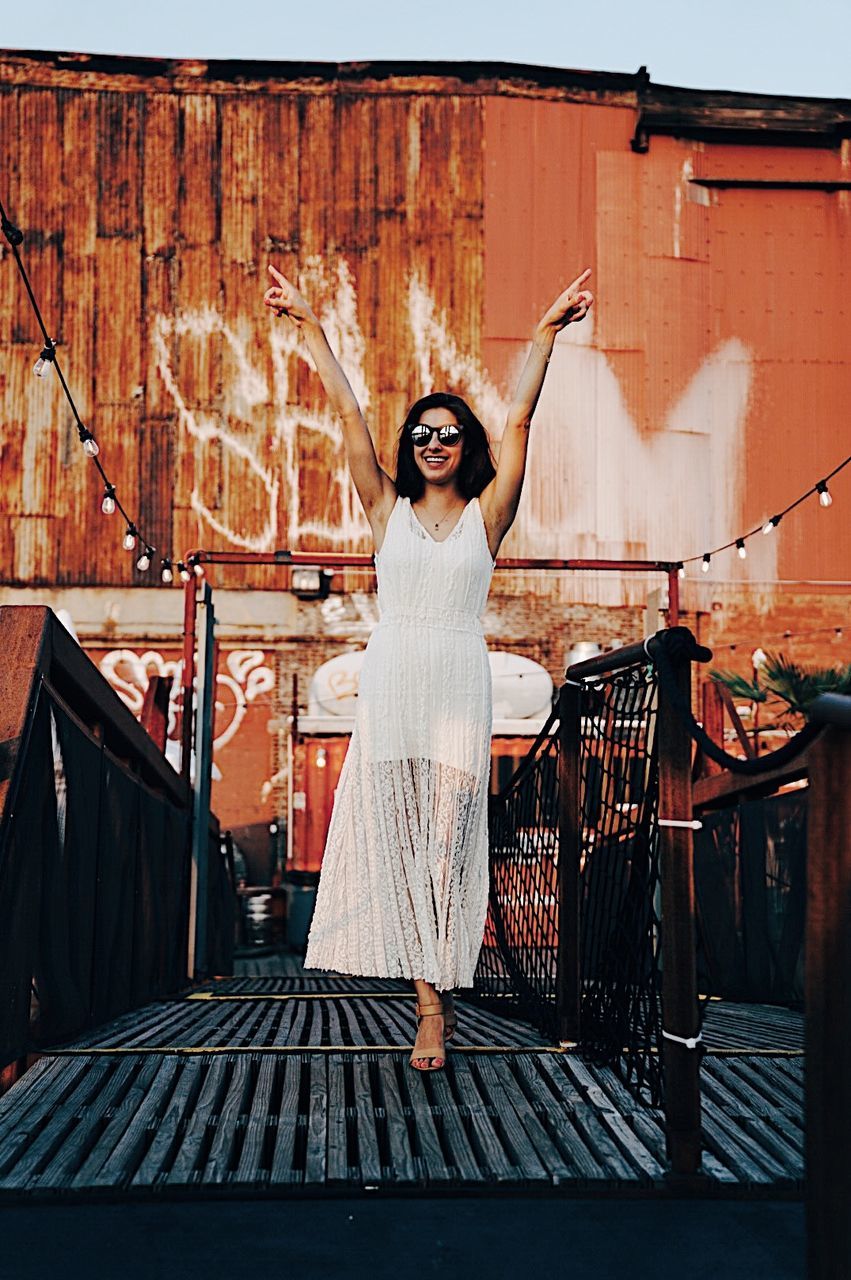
[414,993,457,1042]
[409,1000,446,1072]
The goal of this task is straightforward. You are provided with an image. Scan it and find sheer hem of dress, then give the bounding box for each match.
[303,737,489,990]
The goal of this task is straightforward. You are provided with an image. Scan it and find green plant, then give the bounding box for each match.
[710,650,851,731]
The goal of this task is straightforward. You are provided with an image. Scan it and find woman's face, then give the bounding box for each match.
[411,407,465,490]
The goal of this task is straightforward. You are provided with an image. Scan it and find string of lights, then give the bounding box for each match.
[676,452,848,578]
[0,196,202,586]
[1,194,845,591]
[712,622,846,654]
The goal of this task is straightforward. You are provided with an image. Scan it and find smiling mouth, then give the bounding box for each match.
[425,455,447,465]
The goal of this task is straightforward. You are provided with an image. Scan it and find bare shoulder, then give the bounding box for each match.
[367,473,401,554]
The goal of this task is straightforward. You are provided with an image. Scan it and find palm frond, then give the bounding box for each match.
[709,668,766,703]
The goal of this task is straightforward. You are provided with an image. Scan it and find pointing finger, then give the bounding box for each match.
[267,263,288,286]
[568,267,592,293]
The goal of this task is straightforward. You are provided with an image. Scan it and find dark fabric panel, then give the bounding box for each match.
[132,785,167,1003]
[695,791,807,1004]
[206,832,235,976]
[694,808,747,998]
[0,693,53,1067]
[92,757,140,1024]
[32,703,103,1046]
[162,803,191,989]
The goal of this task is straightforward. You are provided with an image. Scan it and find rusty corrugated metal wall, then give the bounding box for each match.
[0,54,849,604]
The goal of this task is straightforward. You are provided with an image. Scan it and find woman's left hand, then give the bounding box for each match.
[538,268,594,332]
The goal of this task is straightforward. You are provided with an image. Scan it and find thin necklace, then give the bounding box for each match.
[416,498,465,530]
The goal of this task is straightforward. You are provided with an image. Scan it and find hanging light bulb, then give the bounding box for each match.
[123,525,138,552]
[101,486,116,516]
[161,558,174,584]
[177,561,192,583]
[736,538,747,560]
[189,555,205,578]
[33,342,55,378]
[762,515,780,535]
[79,427,99,457]
[136,547,153,573]
[677,562,685,580]
[701,554,711,574]
[817,481,833,508]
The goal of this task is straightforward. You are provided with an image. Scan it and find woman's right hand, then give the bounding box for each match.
[263,263,318,328]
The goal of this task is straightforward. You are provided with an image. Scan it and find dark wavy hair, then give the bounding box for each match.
[394,392,496,501]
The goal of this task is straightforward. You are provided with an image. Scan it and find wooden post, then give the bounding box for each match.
[656,654,703,1177]
[556,680,583,1045]
[806,724,851,1279]
[187,583,216,981]
[180,576,198,786]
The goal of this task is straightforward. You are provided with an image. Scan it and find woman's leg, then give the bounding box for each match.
[411,978,446,1067]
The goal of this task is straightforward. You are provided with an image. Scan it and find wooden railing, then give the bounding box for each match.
[0,606,234,1084]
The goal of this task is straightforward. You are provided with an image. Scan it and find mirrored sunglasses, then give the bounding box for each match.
[407,422,464,447]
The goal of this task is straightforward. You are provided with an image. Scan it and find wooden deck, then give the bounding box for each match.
[0,956,804,1201]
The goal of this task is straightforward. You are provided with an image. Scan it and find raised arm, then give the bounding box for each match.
[264,264,395,518]
[481,268,594,547]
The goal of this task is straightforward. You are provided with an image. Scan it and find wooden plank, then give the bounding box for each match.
[268,1055,299,1185]
[693,755,810,812]
[479,1056,563,1181]
[324,998,345,1048]
[326,1053,348,1184]
[578,1066,666,1179]
[426,1068,482,1181]
[303,1055,328,1184]
[514,1055,607,1179]
[727,1057,804,1118]
[234,1054,277,1183]
[286,998,310,1048]
[700,1061,782,1126]
[738,1114,803,1176]
[89,1056,181,1188]
[131,1057,204,1185]
[351,1057,383,1184]
[450,1055,515,1182]
[0,1054,89,1172]
[557,680,583,1041]
[403,1066,452,1183]
[58,1057,160,1187]
[376,1055,416,1182]
[203,1055,252,1183]
[657,653,702,1175]
[699,1097,788,1182]
[0,1057,85,1148]
[541,1061,637,1180]
[165,1055,229,1184]
[0,1059,112,1188]
[269,999,301,1047]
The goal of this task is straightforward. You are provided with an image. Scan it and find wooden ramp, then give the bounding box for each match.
[0,958,804,1200]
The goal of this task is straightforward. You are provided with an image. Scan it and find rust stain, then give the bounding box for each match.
[0,54,848,601]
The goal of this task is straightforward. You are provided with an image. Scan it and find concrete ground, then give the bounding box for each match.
[0,1195,804,1280]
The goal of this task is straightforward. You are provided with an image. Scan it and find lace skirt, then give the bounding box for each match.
[303,616,492,989]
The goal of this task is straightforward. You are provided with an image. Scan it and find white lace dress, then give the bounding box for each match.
[303,492,496,989]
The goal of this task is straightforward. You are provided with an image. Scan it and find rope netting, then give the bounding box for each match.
[474,651,697,1106]
[473,705,561,1038]
[574,661,666,1104]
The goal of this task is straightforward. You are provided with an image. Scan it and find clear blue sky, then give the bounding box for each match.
[3,0,849,99]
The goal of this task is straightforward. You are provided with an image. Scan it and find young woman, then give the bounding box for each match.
[263,263,593,1070]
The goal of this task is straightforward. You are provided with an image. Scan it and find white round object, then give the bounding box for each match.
[488,651,553,720]
[310,647,553,721]
[309,650,365,716]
